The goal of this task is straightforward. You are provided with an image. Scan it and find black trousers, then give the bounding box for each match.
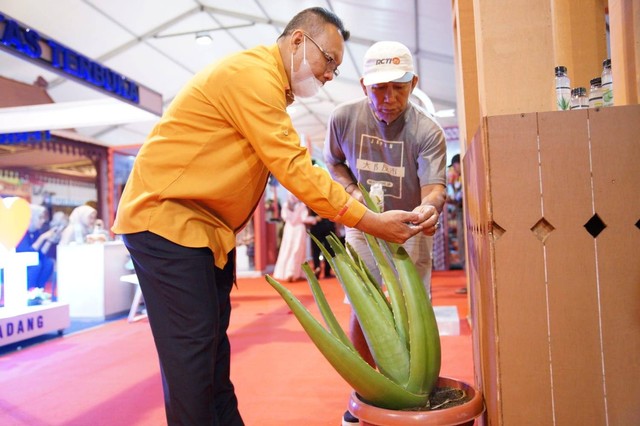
[123,232,244,426]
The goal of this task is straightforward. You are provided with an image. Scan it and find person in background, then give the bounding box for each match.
[272,193,315,282]
[306,160,337,279]
[307,206,336,279]
[58,205,98,245]
[111,8,435,426]
[323,41,447,426]
[31,210,69,300]
[235,217,255,270]
[86,218,110,243]
[16,204,54,292]
[33,211,68,261]
[447,153,467,293]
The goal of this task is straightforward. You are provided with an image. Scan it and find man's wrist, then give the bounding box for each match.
[344,182,357,194]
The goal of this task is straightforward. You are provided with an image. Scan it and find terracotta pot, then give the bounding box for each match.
[348,377,484,426]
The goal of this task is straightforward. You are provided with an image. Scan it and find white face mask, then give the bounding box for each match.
[290,37,322,98]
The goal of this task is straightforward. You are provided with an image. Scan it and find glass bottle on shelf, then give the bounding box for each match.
[570,87,588,110]
[589,78,604,108]
[601,59,614,106]
[555,66,571,111]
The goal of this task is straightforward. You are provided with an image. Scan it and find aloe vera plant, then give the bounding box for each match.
[265,187,441,410]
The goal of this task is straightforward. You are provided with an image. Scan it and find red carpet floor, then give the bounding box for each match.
[0,270,473,426]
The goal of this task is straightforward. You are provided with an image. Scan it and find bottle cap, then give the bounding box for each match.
[555,65,567,76]
[590,77,602,86]
[603,58,611,68]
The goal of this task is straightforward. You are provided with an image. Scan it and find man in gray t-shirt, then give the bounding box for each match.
[324,43,446,424]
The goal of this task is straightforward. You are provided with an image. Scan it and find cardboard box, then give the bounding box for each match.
[465,105,640,425]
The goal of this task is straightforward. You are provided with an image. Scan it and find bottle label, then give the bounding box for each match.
[557,88,571,110]
[602,83,614,106]
[589,96,604,108]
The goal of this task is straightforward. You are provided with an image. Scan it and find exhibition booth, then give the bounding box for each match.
[0,13,285,347]
[0,13,163,347]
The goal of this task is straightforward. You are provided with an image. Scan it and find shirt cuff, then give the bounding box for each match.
[332,197,367,228]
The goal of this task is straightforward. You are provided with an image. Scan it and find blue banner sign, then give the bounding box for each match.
[0,130,51,145]
[0,13,140,104]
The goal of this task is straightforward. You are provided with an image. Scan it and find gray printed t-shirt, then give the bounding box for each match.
[323,97,447,211]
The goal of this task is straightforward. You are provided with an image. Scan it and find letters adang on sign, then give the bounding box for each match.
[0,13,140,103]
[0,315,45,339]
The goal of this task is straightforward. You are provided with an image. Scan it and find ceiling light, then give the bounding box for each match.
[195,32,212,45]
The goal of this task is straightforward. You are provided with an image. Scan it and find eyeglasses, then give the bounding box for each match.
[303,32,340,77]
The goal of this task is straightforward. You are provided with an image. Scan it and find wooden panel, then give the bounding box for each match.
[452,0,481,149]
[464,123,497,423]
[467,106,639,426]
[551,0,608,90]
[588,105,640,424]
[473,0,555,115]
[538,110,605,424]
[608,0,640,105]
[486,114,553,424]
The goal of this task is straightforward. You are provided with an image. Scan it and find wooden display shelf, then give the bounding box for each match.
[465,105,640,425]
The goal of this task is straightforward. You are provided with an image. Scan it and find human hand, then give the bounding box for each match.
[411,204,440,236]
[355,210,427,244]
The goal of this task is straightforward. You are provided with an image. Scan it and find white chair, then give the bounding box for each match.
[120,273,147,322]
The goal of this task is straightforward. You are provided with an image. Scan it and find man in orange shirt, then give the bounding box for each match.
[113,7,438,426]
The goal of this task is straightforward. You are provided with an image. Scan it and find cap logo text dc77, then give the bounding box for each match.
[375,57,401,65]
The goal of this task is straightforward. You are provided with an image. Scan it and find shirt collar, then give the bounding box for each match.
[269,44,294,105]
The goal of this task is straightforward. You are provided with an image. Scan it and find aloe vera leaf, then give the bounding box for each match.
[325,235,408,382]
[301,262,354,351]
[265,274,428,410]
[323,235,384,304]
[332,255,410,385]
[359,182,380,214]
[363,233,409,346]
[392,245,441,395]
[310,233,388,315]
[339,245,392,316]
[345,241,380,287]
[357,183,410,343]
[309,233,392,347]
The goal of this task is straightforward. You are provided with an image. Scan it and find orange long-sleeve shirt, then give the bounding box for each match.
[112,44,365,268]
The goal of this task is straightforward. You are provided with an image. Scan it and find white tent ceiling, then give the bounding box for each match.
[0,0,459,159]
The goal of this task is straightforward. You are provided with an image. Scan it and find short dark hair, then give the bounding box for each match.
[279,7,350,41]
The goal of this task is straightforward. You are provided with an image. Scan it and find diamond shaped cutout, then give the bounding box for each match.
[491,221,505,242]
[531,217,555,243]
[584,213,606,238]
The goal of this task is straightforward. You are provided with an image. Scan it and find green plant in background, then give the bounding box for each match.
[265,186,441,410]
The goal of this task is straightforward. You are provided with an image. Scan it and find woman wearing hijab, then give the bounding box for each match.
[59,205,98,246]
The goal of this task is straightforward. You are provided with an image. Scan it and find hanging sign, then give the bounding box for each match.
[0,12,162,115]
[0,130,50,145]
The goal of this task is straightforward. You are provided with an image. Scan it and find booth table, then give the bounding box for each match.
[57,241,133,319]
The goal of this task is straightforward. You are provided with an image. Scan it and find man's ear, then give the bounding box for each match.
[360,78,368,96]
[290,30,305,53]
[411,75,419,90]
